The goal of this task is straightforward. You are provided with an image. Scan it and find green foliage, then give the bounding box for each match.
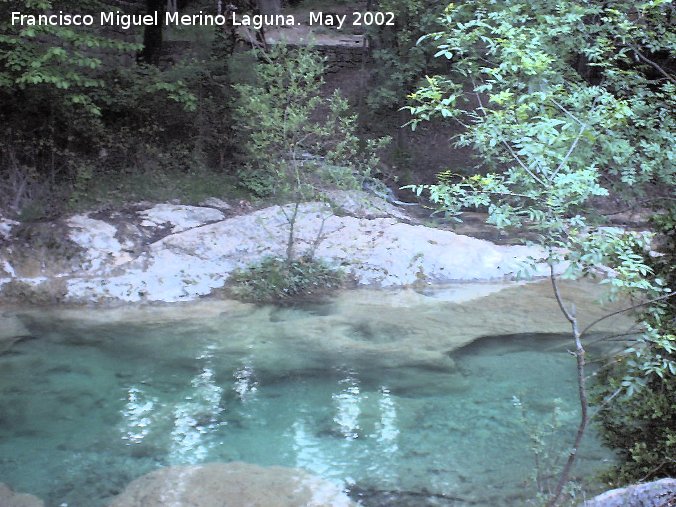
[596,207,675,391]
[65,167,245,211]
[405,0,674,494]
[233,44,388,197]
[406,0,673,286]
[594,207,676,484]
[96,61,216,174]
[0,0,239,217]
[68,163,95,208]
[594,358,676,485]
[0,0,141,116]
[232,44,389,266]
[229,256,345,304]
[366,0,445,111]
[408,0,674,190]
[233,44,328,196]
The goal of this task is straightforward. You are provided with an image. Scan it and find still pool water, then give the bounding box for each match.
[0,296,616,506]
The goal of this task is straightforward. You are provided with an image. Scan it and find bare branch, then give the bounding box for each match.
[588,386,624,421]
[549,264,575,324]
[551,99,586,127]
[501,141,549,188]
[586,330,643,346]
[579,291,675,339]
[550,123,586,180]
[629,46,676,85]
[308,212,329,260]
[547,265,590,507]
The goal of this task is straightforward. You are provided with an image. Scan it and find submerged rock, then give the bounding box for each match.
[0,315,32,354]
[582,478,676,506]
[19,279,634,377]
[109,462,356,507]
[0,483,44,507]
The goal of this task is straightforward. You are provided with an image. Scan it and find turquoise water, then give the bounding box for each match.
[0,301,614,506]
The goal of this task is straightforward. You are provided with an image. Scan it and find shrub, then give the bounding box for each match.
[229,256,345,304]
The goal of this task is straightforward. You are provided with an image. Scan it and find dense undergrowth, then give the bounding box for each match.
[594,207,676,486]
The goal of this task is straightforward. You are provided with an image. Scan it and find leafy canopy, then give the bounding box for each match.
[0,0,142,115]
[405,0,675,492]
[366,0,445,110]
[407,0,673,272]
[0,0,199,116]
[406,0,674,380]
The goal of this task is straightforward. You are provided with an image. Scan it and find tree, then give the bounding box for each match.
[233,44,388,204]
[233,44,389,257]
[230,44,388,301]
[594,207,676,486]
[0,0,140,115]
[406,0,674,504]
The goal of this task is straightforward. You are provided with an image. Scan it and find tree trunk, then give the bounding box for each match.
[284,200,300,266]
[547,266,588,507]
[139,0,164,65]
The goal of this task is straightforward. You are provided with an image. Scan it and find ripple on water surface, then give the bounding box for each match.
[0,290,619,507]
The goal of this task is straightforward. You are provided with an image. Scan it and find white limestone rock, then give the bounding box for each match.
[138,204,225,233]
[61,202,554,302]
[3,201,562,303]
[0,217,19,240]
[67,215,130,271]
[1,259,15,277]
[582,478,676,507]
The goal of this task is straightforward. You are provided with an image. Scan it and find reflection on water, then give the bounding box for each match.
[121,386,156,444]
[0,299,617,507]
[333,370,361,440]
[233,358,259,402]
[168,346,224,465]
[376,388,399,456]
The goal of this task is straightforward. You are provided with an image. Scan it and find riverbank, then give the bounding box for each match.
[0,191,556,305]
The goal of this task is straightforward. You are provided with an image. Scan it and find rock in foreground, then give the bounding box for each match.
[582,478,676,507]
[0,483,44,507]
[109,462,356,507]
